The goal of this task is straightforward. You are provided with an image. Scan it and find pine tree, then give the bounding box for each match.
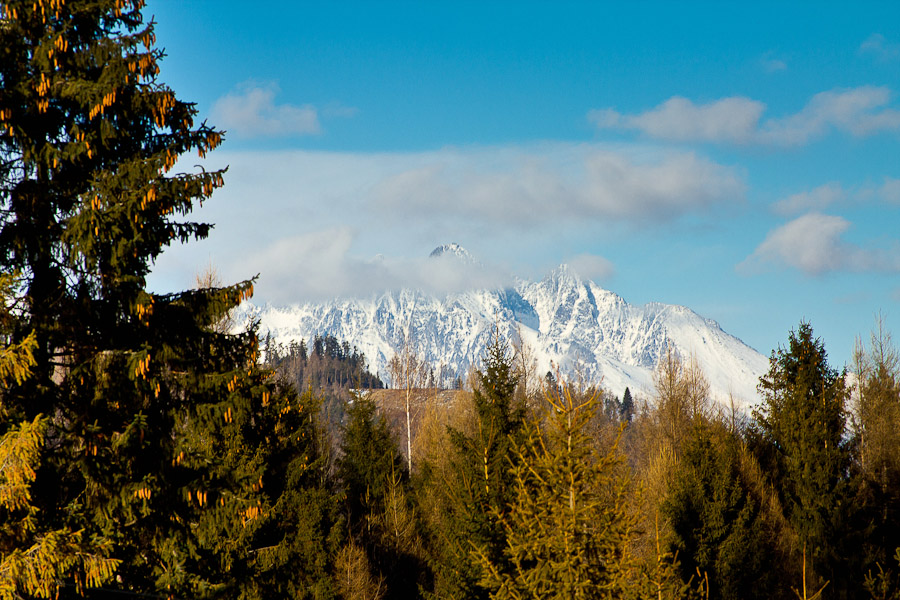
[0,2,339,598]
[753,322,850,598]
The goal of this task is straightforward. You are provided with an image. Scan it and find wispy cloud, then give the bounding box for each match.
[149,143,742,302]
[591,86,900,146]
[566,254,615,281]
[880,177,900,205]
[760,54,788,73]
[322,102,360,119]
[372,147,745,224]
[773,177,900,215]
[590,97,765,144]
[859,33,900,61]
[232,227,513,303]
[761,87,900,143]
[772,183,847,216]
[739,212,900,275]
[211,82,355,138]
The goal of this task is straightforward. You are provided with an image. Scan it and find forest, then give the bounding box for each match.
[1,1,899,599]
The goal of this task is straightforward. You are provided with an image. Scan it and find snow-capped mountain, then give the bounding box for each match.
[239,246,769,409]
[428,242,480,265]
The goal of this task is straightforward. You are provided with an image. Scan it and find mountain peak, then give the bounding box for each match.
[544,263,582,288]
[429,243,480,267]
[429,242,468,258]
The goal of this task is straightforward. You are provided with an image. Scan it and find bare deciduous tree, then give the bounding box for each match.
[334,541,385,600]
[194,262,236,335]
[388,331,429,473]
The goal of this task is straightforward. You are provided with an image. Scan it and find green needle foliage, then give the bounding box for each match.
[663,421,780,600]
[0,2,340,598]
[0,272,120,598]
[753,322,851,598]
[432,334,525,600]
[339,394,405,532]
[339,394,426,599]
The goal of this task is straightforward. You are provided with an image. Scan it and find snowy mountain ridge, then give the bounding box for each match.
[239,247,769,409]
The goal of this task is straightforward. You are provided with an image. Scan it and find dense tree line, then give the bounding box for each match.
[266,333,384,393]
[2,2,900,599]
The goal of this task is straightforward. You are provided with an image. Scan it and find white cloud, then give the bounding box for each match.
[373,147,744,223]
[211,83,323,138]
[582,151,744,219]
[566,254,615,281]
[321,102,360,118]
[148,143,744,302]
[739,212,900,275]
[232,227,513,303]
[774,177,900,215]
[761,87,900,144]
[773,183,846,216]
[591,87,900,146]
[859,33,900,61]
[589,97,765,144]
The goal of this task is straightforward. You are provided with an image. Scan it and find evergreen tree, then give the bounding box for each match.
[338,394,426,599]
[753,322,851,598]
[621,387,635,423]
[0,272,120,597]
[432,333,524,600]
[662,422,780,600]
[339,395,405,530]
[0,2,340,598]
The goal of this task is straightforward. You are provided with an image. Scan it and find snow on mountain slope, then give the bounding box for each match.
[238,247,769,409]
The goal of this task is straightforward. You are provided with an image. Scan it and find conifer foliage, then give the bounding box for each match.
[0,2,335,598]
[474,387,633,600]
[663,422,778,600]
[0,272,120,599]
[339,395,425,599]
[754,322,851,597]
[434,334,525,600]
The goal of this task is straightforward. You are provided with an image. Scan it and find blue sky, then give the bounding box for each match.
[146,1,900,367]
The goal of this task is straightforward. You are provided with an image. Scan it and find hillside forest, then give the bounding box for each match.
[1,1,899,599]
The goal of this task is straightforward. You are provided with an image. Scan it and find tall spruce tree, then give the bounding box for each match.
[0,2,339,598]
[753,322,851,598]
[620,387,634,423]
[339,395,404,533]
[432,333,524,600]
